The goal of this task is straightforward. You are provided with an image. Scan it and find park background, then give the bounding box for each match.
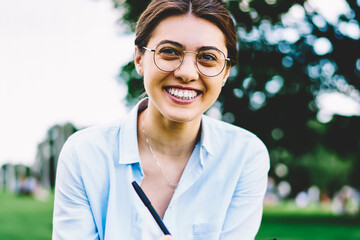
[0,0,360,239]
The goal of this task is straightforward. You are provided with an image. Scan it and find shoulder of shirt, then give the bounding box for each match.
[202,114,267,150]
[64,118,124,147]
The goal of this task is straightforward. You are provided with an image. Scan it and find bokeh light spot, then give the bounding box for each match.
[249,91,266,110]
[233,88,244,98]
[265,75,284,95]
[271,128,284,141]
[282,56,294,68]
[275,163,288,177]
[313,37,333,55]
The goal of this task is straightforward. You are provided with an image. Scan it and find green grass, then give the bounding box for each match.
[257,202,360,240]
[0,191,54,240]
[0,192,359,240]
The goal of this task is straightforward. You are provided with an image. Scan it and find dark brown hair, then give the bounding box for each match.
[135,0,237,66]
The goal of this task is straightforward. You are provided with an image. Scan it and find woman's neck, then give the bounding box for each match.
[138,102,201,158]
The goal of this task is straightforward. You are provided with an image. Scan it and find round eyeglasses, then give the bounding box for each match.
[142,42,230,77]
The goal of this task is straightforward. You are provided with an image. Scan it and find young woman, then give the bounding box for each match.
[52,0,270,239]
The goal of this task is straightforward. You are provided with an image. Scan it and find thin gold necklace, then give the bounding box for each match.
[141,110,178,190]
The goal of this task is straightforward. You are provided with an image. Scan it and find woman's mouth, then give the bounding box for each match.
[165,87,201,100]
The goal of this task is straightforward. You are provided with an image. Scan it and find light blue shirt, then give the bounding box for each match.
[52,99,270,240]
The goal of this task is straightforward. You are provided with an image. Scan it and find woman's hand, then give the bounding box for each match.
[157,235,175,240]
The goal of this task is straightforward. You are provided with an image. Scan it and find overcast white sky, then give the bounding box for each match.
[0,0,134,166]
[0,0,359,166]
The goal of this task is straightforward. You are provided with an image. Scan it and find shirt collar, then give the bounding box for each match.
[118,99,148,164]
[199,114,214,157]
[118,98,214,164]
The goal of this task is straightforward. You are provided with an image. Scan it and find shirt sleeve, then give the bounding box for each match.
[219,141,270,240]
[52,138,100,240]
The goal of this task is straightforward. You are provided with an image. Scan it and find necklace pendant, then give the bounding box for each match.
[170,183,178,190]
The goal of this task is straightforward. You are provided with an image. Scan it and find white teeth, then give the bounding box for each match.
[167,88,198,99]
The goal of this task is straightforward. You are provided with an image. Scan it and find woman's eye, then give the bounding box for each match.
[199,53,217,61]
[159,47,180,56]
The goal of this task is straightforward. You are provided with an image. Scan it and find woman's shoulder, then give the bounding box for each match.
[202,114,269,173]
[202,114,269,158]
[64,120,124,149]
[202,114,264,142]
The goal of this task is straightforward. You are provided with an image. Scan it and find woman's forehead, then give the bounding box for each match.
[148,14,227,52]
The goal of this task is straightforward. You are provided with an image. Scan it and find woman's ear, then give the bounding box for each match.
[222,65,231,87]
[134,46,144,76]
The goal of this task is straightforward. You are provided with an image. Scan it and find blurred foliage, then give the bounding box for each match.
[270,146,353,197]
[113,0,360,197]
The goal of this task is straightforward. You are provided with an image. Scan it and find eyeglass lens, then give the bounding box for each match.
[153,43,226,77]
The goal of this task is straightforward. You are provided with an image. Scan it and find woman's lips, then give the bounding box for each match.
[166,87,199,99]
[164,87,202,104]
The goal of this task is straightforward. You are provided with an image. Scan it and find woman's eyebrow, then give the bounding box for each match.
[157,40,183,48]
[156,40,222,52]
[198,46,221,51]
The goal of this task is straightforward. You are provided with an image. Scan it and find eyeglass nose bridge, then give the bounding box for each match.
[176,51,201,78]
[182,50,198,54]
[179,50,199,63]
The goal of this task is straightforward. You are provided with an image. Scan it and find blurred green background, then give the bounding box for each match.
[1,0,360,239]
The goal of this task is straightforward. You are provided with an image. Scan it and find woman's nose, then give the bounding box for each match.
[173,54,199,82]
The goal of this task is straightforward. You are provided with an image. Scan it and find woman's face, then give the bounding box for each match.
[135,14,230,123]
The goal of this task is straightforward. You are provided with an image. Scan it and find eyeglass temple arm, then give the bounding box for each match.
[142,46,155,52]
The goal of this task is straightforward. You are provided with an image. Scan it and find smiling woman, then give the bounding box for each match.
[52,1,270,240]
[135,14,231,123]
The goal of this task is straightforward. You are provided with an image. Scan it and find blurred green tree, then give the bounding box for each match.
[113,0,360,197]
